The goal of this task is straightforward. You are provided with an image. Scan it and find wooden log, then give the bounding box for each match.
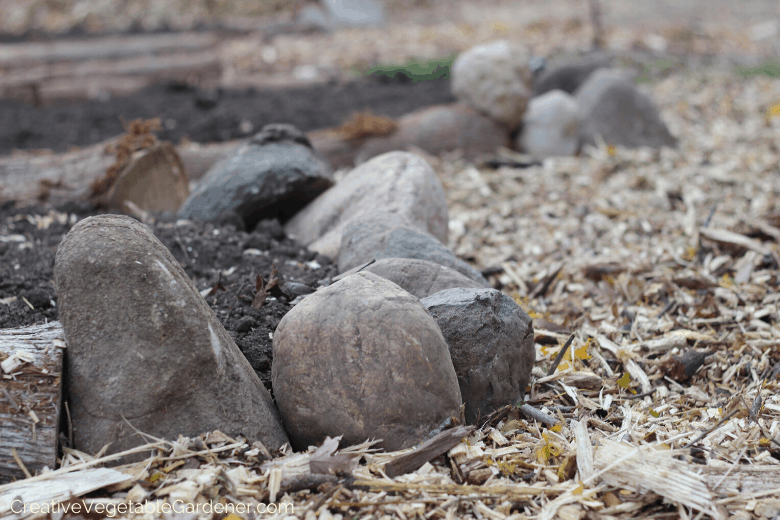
[0,51,222,90]
[0,141,117,203]
[1,52,222,104]
[0,32,222,103]
[103,142,190,213]
[0,322,65,484]
[0,33,219,67]
[0,132,346,206]
[0,139,239,205]
[383,425,475,478]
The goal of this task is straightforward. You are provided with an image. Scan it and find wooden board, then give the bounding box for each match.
[0,32,222,104]
[0,33,219,66]
[0,322,65,484]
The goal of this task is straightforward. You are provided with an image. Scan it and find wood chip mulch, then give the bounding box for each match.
[3,66,780,520]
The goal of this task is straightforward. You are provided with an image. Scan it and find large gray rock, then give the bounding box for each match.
[178,123,333,230]
[357,104,509,162]
[451,40,532,129]
[336,258,485,299]
[532,54,611,97]
[284,151,448,260]
[55,215,289,457]
[422,288,535,424]
[273,272,462,451]
[338,212,489,287]
[518,90,581,158]
[575,69,677,149]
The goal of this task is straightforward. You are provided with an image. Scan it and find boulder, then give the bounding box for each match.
[335,258,485,298]
[284,151,448,260]
[357,104,509,162]
[104,142,190,213]
[421,288,535,424]
[177,123,333,230]
[575,69,677,149]
[55,215,289,458]
[338,212,489,286]
[272,272,461,450]
[451,40,532,129]
[532,54,611,97]
[517,90,581,158]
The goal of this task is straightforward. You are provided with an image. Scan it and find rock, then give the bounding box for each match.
[421,288,535,424]
[284,151,448,260]
[322,0,386,27]
[55,215,289,458]
[307,129,364,170]
[575,69,677,149]
[517,90,581,158]
[451,40,532,129]
[356,104,509,162]
[177,123,333,230]
[104,142,190,214]
[307,111,399,169]
[532,54,611,97]
[338,212,489,286]
[335,258,485,299]
[272,272,461,450]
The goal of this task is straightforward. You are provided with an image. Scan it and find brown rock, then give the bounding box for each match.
[272,272,462,451]
[55,215,289,458]
[284,151,448,260]
[421,288,535,424]
[104,142,190,213]
[335,258,485,299]
[356,104,509,162]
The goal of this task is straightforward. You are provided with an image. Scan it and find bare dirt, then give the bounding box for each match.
[0,77,455,154]
[0,202,338,390]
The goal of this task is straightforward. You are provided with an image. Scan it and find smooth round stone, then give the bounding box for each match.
[272,271,462,451]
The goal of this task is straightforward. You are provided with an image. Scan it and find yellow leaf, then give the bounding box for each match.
[558,361,571,371]
[649,408,660,418]
[573,483,584,495]
[551,424,562,433]
[617,372,632,389]
[607,145,616,156]
[768,103,780,117]
[223,515,242,520]
[574,344,591,360]
[147,472,162,483]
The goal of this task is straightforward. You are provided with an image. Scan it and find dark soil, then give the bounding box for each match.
[0,77,456,154]
[0,201,338,391]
